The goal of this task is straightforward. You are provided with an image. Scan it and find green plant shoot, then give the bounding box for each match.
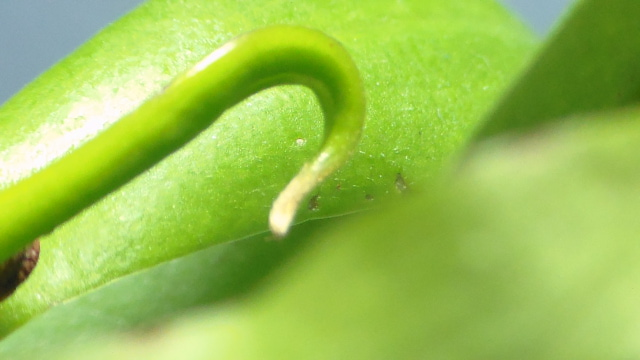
[0,26,365,263]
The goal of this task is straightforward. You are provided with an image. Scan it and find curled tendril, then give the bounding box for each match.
[0,26,365,264]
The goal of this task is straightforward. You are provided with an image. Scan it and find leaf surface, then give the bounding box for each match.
[15,106,640,360]
[475,0,640,138]
[0,0,534,334]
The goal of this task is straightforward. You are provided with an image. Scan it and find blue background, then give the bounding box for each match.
[0,0,574,105]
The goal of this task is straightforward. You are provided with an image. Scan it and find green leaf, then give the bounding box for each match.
[0,217,346,360]
[0,0,534,335]
[0,25,368,259]
[474,0,640,139]
[31,106,640,359]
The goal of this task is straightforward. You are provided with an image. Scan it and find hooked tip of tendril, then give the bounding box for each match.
[269,163,323,238]
[269,207,294,239]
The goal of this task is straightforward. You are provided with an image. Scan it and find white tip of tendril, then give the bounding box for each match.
[269,163,323,238]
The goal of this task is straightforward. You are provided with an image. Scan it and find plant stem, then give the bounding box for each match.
[0,26,365,262]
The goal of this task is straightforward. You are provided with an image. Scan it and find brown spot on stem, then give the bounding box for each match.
[0,240,40,302]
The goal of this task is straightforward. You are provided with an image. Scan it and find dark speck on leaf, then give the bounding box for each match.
[308,194,320,211]
[395,173,408,193]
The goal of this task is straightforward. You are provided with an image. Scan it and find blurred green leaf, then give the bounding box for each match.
[0,217,350,359]
[475,0,640,138]
[0,0,533,334]
[38,106,640,359]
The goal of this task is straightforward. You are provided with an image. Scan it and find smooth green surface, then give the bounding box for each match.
[16,107,640,359]
[0,0,533,334]
[0,25,365,263]
[474,0,640,138]
[1,0,639,357]
[0,218,342,359]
